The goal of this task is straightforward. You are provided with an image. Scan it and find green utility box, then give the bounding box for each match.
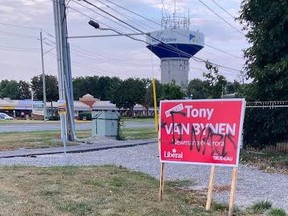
[91,111,120,139]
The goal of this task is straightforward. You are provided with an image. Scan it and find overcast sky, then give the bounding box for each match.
[0,0,248,83]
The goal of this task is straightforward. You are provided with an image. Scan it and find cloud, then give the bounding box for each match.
[0,0,247,83]
[0,0,51,23]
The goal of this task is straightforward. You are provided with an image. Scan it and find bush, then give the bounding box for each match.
[78,112,92,120]
[48,115,60,121]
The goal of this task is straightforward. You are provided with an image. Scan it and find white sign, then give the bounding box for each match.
[147,29,205,46]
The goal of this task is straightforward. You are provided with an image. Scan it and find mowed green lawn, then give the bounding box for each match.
[0,126,156,151]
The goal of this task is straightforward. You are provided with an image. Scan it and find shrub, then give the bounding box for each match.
[78,112,92,120]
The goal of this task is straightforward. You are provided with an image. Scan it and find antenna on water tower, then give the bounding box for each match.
[146,1,205,87]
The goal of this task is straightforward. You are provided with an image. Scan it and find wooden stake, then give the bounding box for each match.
[159,162,166,201]
[206,165,216,210]
[228,167,238,216]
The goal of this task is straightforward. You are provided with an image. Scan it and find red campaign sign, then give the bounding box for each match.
[159,99,246,167]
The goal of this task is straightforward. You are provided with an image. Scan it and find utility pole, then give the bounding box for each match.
[40,31,48,121]
[53,0,76,143]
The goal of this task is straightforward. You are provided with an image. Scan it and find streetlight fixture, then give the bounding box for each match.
[87,20,147,43]
[88,20,100,29]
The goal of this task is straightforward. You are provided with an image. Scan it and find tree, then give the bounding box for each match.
[73,76,89,100]
[226,80,241,95]
[73,76,99,99]
[160,81,185,100]
[18,80,31,99]
[187,79,209,99]
[111,78,146,115]
[141,79,162,114]
[96,76,121,101]
[108,77,122,100]
[239,0,288,148]
[31,75,58,102]
[203,62,227,98]
[73,76,121,100]
[0,80,21,99]
[239,0,288,100]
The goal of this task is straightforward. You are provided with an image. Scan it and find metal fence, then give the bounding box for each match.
[244,101,288,154]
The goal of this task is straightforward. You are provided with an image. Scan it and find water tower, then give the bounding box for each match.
[146,13,204,86]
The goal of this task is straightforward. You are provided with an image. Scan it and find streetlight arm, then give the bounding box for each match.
[88,20,148,44]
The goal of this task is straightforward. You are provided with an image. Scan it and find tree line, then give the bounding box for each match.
[0,65,241,113]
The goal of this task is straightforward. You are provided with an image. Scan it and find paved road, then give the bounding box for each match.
[0,120,154,132]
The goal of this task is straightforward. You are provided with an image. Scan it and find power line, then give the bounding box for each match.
[80,0,149,35]
[73,1,240,62]
[0,22,40,30]
[211,0,236,20]
[0,22,54,38]
[77,0,193,59]
[96,0,242,60]
[190,66,238,77]
[192,56,242,72]
[76,0,244,74]
[94,0,152,32]
[0,30,38,40]
[70,45,155,67]
[197,0,244,36]
[0,45,39,52]
[204,43,242,59]
[70,1,137,33]
[103,0,159,29]
[69,2,148,43]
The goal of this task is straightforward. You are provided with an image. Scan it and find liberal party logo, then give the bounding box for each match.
[164,148,183,159]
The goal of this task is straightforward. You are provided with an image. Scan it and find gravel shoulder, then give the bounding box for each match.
[0,142,287,212]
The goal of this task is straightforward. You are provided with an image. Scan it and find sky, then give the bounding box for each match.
[0,0,248,83]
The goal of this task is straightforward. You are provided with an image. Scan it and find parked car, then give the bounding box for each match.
[0,112,14,120]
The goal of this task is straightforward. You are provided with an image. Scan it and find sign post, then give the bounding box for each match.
[158,99,245,211]
[57,100,67,154]
[159,162,166,201]
[229,167,238,216]
[206,165,216,210]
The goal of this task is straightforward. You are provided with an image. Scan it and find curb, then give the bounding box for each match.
[0,139,157,159]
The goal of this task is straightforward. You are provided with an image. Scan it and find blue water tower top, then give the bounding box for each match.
[146,15,204,59]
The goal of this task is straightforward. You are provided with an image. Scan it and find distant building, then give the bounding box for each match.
[0,95,151,120]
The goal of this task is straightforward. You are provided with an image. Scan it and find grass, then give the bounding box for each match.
[240,149,288,174]
[122,127,157,140]
[0,130,91,151]
[122,117,154,123]
[0,165,209,216]
[268,208,287,216]
[166,179,197,188]
[0,165,285,216]
[0,126,156,151]
[0,165,269,216]
[248,200,273,214]
[0,119,92,124]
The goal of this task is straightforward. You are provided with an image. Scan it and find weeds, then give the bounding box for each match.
[249,200,273,214]
[268,208,287,216]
